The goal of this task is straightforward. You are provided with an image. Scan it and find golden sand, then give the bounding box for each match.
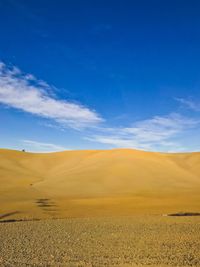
[0,148,200,220]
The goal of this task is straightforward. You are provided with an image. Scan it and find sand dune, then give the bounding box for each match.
[0,148,200,220]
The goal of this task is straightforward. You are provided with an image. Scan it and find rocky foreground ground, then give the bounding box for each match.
[0,216,200,267]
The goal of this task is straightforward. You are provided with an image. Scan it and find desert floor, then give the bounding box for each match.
[1,215,200,267]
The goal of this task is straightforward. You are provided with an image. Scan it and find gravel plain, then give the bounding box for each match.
[1,216,200,267]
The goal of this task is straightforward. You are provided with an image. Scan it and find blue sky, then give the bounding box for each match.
[1,0,200,152]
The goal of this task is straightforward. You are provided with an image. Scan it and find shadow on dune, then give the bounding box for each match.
[0,211,20,220]
[0,211,42,223]
[0,218,41,223]
[166,212,200,216]
[0,211,24,223]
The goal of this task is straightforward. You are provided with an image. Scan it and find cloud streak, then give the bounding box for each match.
[1,62,200,152]
[0,62,102,129]
[88,113,199,151]
[22,140,67,152]
[176,97,200,111]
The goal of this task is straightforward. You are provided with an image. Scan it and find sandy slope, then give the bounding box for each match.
[0,148,200,220]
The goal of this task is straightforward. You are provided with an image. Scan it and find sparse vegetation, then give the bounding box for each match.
[167,212,200,217]
[1,216,200,266]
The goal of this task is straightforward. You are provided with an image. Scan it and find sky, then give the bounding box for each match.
[1,0,200,152]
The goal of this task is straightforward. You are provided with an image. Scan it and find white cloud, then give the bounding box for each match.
[1,62,200,152]
[22,140,67,152]
[176,97,200,111]
[0,62,103,129]
[87,113,200,151]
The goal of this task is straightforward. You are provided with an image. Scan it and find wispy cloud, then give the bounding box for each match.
[87,113,200,151]
[22,140,67,152]
[1,62,200,152]
[0,62,103,129]
[176,97,200,111]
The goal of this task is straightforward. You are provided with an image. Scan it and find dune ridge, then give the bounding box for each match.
[0,148,200,220]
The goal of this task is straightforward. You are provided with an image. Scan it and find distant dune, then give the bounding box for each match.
[0,148,200,220]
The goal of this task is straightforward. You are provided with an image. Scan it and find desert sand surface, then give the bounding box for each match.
[1,148,200,267]
[1,216,200,266]
[0,148,200,221]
